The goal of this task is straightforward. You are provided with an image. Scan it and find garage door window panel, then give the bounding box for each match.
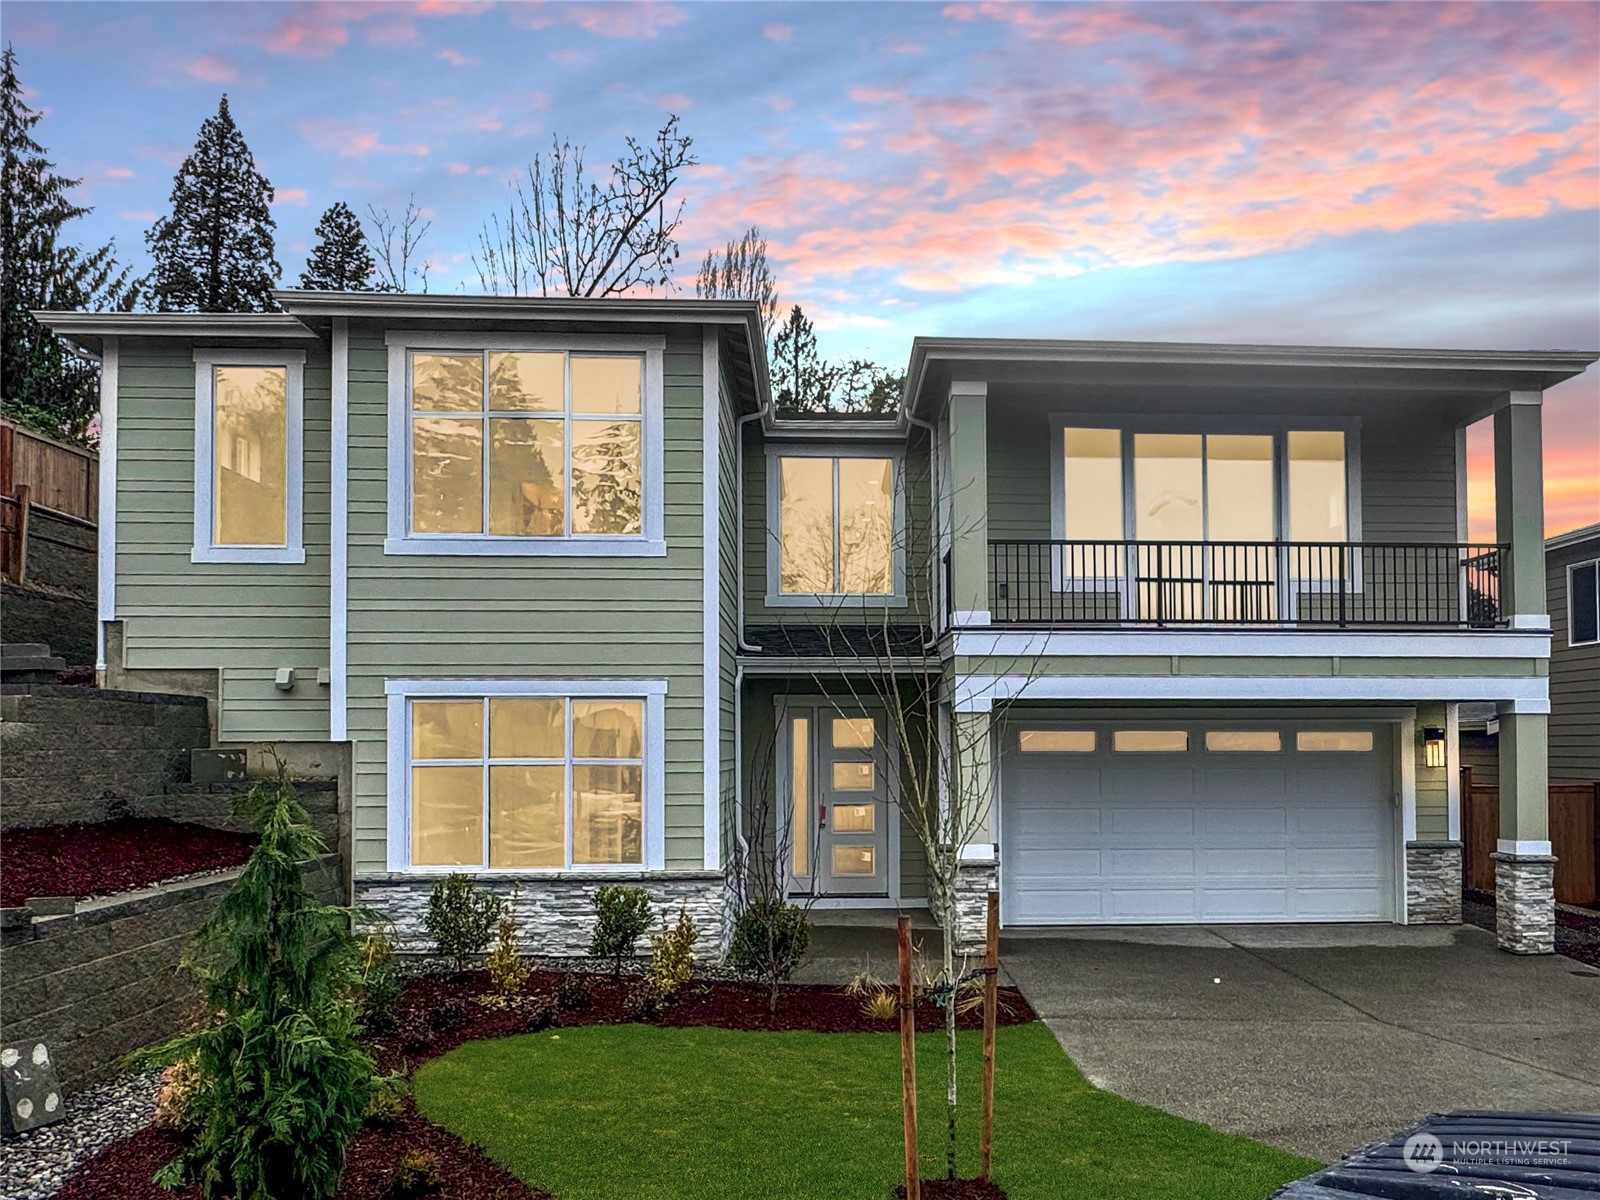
[1113,730,1191,753]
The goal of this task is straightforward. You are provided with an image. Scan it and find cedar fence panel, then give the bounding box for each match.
[1460,769,1600,906]
[0,420,98,522]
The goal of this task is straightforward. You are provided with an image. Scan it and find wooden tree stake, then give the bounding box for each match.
[980,889,999,1183]
[898,914,920,1200]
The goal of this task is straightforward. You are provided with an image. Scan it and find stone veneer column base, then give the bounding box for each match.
[930,859,998,957]
[1490,852,1556,954]
[355,872,729,963]
[1404,841,1463,924]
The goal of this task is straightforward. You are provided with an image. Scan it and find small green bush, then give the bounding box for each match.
[359,933,403,1033]
[424,874,501,972]
[589,885,653,977]
[556,974,592,1010]
[729,900,811,984]
[388,1147,441,1199]
[483,909,530,999]
[644,907,697,1001]
[363,1072,408,1129]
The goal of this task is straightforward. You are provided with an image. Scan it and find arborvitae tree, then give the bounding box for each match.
[146,95,280,312]
[0,44,136,444]
[298,202,376,291]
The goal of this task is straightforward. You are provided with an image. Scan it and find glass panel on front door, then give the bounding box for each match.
[786,709,889,898]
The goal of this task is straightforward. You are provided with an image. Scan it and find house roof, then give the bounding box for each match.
[904,335,1600,421]
[1548,522,1600,552]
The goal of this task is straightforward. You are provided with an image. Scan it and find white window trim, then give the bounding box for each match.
[384,678,668,874]
[1569,559,1600,648]
[383,332,667,557]
[764,443,908,608]
[192,349,306,564]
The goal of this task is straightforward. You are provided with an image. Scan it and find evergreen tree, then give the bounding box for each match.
[695,225,778,342]
[298,201,376,291]
[146,95,280,312]
[770,304,840,413]
[1,44,136,444]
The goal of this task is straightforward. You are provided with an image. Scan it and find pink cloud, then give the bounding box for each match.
[296,117,386,158]
[763,24,794,42]
[568,2,687,39]
[253,1,491,58]
[183,53,240,83]
[439,47,479,67]
[658,92,693,112]
[272,187,309,206]
[549,48,588,65]
[105,167,135,180]
[118,210,158,222]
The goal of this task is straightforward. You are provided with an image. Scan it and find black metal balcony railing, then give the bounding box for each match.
[988,540,1508,628]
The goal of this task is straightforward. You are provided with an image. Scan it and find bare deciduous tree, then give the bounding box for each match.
[366,194,432,293]
[473,116,697,299]
[695,225,779,342]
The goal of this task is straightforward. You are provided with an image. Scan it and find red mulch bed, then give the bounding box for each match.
[57,970,1036,1199]
[0,818,257,906]
[375,968,1037,1071]
[897,1181,1008,1199]
[53,1103,551,1200]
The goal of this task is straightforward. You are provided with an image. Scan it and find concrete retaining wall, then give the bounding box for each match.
[0,856,343,1087]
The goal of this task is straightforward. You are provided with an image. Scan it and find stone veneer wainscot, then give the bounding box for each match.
[1405,841,1464,924]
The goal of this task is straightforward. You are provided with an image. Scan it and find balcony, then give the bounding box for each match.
[987,540,1508,628]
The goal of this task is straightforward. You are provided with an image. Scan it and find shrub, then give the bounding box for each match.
[622,979,663,1021]
[555,974,592,1011]
[424,875,501,973]
[359,934,403,1034]
[729,899,812,1007]
[862,989,898,1022]
[644,907,697,1001]
[388,1148,441,1199]
[483,909,530,999]
[152,1058,203,1132]
[363,1072,408,1129]
[129,772,376,1200]
[397,1009,432,1054]
[429,996,473,1033]
[589,885,653,977]
[515,995,558,1034]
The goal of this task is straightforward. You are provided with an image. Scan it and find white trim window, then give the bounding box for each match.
[765,445,905,607]
[192,349,306,564]
[385,680,667,873]
[1570,559,1599,647]
[385,334,666,557]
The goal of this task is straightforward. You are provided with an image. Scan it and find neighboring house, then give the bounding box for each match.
[37,297,1597,957]
[1462,523,1600,787]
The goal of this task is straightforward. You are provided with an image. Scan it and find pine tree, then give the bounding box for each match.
[146,95,280,312]
[298,201,376,291]
[1,44,136,444]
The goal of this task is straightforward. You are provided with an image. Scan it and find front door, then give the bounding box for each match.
[784,706,890,898]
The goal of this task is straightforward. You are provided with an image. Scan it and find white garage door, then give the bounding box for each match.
[1001,724,1395,925]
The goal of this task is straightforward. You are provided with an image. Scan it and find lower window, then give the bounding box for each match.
[398,685,661,870]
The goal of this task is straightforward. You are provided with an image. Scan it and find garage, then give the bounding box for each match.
[1000,722,1396,925]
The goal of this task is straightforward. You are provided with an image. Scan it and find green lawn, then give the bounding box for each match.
[413,1022,1317,1200]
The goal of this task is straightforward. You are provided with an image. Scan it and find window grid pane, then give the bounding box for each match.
[410,350,645,540]
[409,695,646,870]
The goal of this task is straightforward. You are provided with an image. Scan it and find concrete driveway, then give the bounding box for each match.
[1002,923,1600,1164]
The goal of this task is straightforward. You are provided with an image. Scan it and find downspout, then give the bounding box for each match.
[732,378,771,864]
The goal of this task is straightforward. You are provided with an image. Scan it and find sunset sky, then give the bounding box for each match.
[7,0,1597,534]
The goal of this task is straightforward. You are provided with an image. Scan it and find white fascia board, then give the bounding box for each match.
[953,673,1550,712]
[953,630,1551,660]
[330,318,349,741]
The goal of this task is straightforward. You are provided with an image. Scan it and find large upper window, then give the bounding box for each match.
[392,682,665,872]
[385,336,664,556]
[411,350,642,537]
[192,350,304,564]
[768,450,901,602]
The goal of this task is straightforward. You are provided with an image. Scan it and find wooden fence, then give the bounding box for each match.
[0,421,98,523]
[1462,768,1600,906]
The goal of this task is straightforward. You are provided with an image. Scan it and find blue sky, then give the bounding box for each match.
[7,1,1598,530]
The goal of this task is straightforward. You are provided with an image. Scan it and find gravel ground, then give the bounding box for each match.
[0,1070,161,1200]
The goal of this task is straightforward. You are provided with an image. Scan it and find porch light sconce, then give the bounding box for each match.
[1422,727,1446,769]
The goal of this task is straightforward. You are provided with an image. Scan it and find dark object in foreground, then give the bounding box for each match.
[0,819,256,906]
[895,1180,1007,1200]
[1271,1110,1600,1197]
[51,1102,549,1200]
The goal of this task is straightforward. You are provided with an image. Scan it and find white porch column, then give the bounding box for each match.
[1493,705,1555,954]
[1493,393,1546,628]
[947,380,989,627]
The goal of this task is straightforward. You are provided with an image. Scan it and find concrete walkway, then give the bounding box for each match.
[1002,923,1600,1164]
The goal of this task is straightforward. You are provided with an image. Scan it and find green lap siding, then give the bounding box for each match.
[343,325,715,875]
[114,344,332,740]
